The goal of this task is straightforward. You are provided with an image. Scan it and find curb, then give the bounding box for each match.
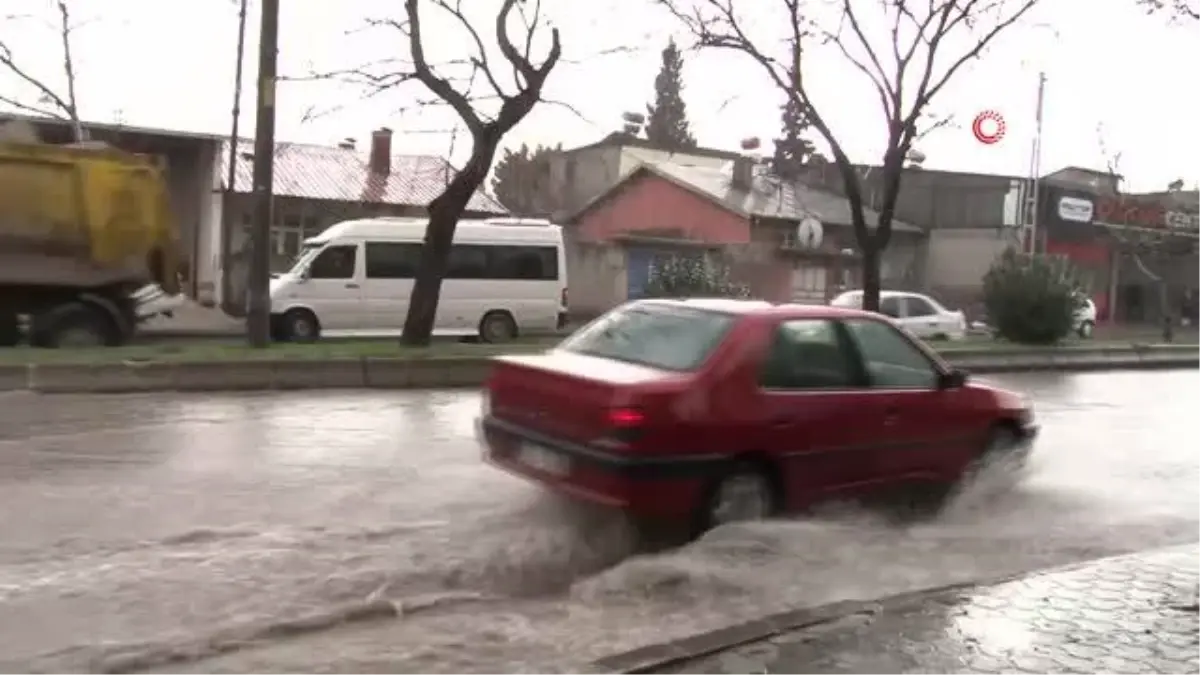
[0,346,1194,394]
[585,589,973,674]
[585,544,1200,674]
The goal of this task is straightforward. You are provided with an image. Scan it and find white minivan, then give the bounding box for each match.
[268,217,568,342]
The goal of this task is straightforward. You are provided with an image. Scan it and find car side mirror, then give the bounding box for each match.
[299,267,311,281]
[937,369,968,390]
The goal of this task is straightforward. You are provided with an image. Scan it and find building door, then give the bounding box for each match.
[625,247,657,300]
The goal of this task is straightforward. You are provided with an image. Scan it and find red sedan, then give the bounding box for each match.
[477,299,1037,532]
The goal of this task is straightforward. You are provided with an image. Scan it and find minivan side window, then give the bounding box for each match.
[364,242,559,280]
[308,244,357,279]
[843,319,938,389]
[366,242,421,279]
[759,319,860,390]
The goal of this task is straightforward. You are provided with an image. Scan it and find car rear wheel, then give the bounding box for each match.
[698,463,778,532]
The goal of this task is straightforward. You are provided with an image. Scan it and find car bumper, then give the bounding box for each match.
[477,415,714,519]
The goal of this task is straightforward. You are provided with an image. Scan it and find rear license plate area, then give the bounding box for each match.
[515,442,571,476]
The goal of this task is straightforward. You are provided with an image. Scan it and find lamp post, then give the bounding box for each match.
[1023,23,1059,256]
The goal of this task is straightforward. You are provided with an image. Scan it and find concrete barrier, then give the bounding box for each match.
[1,345,1195,394]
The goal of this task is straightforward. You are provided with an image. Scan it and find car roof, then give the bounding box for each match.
[634,298,879,321]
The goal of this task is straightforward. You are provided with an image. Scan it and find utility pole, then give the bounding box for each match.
[246,0,280,347]
[221,0,249,317]
[1026,71,1047,255]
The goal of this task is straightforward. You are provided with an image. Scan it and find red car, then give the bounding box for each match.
[477,299,1037,531]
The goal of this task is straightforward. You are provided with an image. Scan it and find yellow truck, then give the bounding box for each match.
[0,137,185,347]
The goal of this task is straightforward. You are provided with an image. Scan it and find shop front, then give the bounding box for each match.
[1038,185,1199,324]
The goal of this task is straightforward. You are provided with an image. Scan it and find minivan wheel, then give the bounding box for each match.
[282,309,320,342]
[698,463,777,532]
[479,311,517,343]
[1077,320,1095,339]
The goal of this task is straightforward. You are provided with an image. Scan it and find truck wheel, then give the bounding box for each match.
[31,303,118,348]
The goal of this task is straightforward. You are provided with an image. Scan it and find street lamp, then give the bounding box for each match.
[1023,22,1060,256]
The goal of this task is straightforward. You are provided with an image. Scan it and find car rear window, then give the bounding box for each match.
[559,304,736,371]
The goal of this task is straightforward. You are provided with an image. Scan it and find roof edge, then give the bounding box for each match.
[563,164,749,225]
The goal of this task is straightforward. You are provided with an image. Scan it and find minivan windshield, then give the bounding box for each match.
[559,304,736,372]
[287,243,323,275]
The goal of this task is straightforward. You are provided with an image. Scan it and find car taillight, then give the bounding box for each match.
[561,287,569,308]
[607,407,644,427]
[606,406,646,443]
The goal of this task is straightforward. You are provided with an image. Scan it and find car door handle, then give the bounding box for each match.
[345,283,360,289]
[770,416,794,429]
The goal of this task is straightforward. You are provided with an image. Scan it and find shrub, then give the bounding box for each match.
[642,255,750,299]
[982,248,1084,344]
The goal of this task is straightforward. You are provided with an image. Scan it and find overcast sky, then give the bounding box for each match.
[1,0,1196,191]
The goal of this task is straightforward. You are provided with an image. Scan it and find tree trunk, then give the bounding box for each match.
[860,242,882,313]
[400,182,476,346]
[400,132,502,346]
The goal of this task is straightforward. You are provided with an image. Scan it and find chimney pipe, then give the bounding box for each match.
[369,127,392,175]
[731,156,755,192]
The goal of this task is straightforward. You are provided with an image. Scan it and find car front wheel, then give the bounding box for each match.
[1077,320,1095,339]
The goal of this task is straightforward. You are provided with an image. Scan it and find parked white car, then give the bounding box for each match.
[1074,296,1097,338]
[830,290,968,341]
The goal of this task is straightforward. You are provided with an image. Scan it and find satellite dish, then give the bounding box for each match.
[796,216,823,249]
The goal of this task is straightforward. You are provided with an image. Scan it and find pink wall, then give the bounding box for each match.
[576,175,751,244]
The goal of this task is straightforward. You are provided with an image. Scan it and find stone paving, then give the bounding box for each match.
[655,545,1199,674]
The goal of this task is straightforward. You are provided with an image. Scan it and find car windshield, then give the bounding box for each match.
[559,304,736,372]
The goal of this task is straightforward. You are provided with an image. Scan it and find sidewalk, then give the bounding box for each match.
[605,544,1199,674]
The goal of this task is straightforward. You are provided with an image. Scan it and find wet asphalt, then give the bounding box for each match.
[0,369,1196,672]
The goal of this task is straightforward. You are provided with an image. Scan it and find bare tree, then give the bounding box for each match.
[1096,129,1198,340]
[656,0,1040,311]
[324,0,560,345]
[1139,0,1199,21]
[0,0,84,141]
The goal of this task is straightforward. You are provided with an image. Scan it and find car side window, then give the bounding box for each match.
[308,244,357,279]
[759,319,860,390]
[905,295,937,317]
[843,319,938,389]
[879,296,902,318]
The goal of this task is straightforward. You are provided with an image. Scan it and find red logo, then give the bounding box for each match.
[972,110,1006,145]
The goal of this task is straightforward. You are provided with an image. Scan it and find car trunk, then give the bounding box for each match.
[487,350,684,444]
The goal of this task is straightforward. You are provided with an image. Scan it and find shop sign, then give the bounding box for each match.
[1095,197,1199,232]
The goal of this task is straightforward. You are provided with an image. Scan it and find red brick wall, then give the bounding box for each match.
[576,174,751,244]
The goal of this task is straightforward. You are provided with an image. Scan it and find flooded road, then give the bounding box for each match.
[0,370,1196,672]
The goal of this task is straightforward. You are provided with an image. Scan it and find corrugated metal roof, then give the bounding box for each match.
[649,162,921,233]
[220,140,507,214]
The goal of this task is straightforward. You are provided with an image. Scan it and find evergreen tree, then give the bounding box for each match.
[490,143,562,216]
[771,97,823,181]
[644,40,697,150]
